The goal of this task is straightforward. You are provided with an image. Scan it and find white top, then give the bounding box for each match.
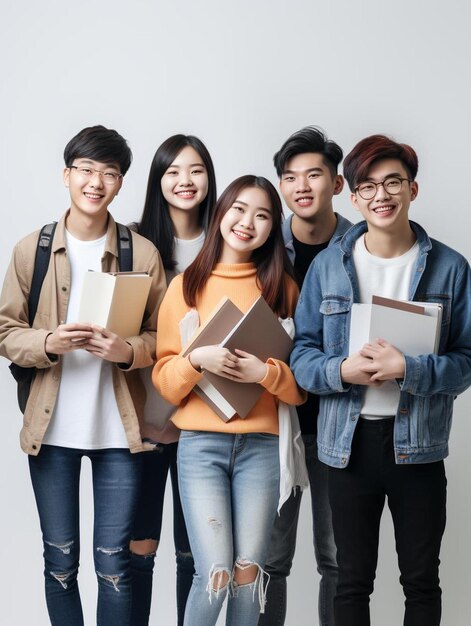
[352,234,419,419]
[43,230,128,449]
[173,231,205,274]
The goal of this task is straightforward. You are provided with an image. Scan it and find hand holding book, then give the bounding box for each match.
[359,338,406,382]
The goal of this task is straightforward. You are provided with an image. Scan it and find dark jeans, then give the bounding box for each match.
[329,418,447,626]
[259,434,337,626]
[28,445,142,626]
[130,442,194,626]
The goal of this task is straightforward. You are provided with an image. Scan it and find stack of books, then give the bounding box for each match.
[182,296,293,421]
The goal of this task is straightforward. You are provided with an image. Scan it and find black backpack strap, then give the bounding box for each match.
[116,223,133,272]
[28,222,57,325]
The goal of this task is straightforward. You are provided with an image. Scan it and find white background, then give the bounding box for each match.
[1,1,470,624]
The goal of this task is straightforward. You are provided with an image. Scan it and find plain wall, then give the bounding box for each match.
[1,1,470,624]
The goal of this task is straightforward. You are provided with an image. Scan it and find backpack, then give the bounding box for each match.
[9,222,133,412]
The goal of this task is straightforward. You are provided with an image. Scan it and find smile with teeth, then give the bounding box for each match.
[232,229,252,240]
[84,192,103,200]
[296,196,313,206]
[176,190,196,198]
[372,204,395,214]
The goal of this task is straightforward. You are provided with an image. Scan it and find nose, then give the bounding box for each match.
[89,171,104,188]
[179,171,193,186]
[373,181,390,200]
[239,213,254,229]
[296,175,310,192]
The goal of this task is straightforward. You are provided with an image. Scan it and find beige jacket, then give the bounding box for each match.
[0,212,167,455]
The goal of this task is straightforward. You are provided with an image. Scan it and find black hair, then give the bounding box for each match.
[63,125,132,175]
[273,126,343,178]
[137,134,217,270]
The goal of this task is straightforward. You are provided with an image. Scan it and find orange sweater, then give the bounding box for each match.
[153,263,305,434]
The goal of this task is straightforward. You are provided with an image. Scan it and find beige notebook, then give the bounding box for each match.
[78,271,152,338]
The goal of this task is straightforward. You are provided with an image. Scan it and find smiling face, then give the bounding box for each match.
[160,145,209,217]
[219,186,273,264]
[279,152,343,222]
[63,158,122,221]
[351,158,418,235]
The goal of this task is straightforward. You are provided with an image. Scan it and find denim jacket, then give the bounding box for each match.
[291,220,471,468]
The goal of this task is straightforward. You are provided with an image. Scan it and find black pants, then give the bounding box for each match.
[328,418,446,626]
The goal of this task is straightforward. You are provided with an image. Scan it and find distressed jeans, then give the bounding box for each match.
[28,445,141,626]
[259,434,337,626]
[177,431,280,626]
[130,442,194,626]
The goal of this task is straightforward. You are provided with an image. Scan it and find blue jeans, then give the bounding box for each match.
[28,445,141,626]
[329,418,446,626]
[130,442,194,626]
[177,431,280,626]
[259,434,337,626]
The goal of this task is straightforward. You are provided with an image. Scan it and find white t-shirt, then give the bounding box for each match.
[43,230,128,449]
[173,231,205,274]
[352,234,419,419]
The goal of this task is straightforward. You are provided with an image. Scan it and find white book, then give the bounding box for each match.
[349,295,442,356]
[78,271,152,338]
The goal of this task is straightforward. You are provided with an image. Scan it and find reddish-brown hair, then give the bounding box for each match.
[343,134,419,191]
[183,175,295,317]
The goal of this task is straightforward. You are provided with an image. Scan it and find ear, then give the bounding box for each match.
[63,167,70,188]
[114,177,123,197]
[333,174,344,196]
[350,192,361,212]
[410,180,419,201]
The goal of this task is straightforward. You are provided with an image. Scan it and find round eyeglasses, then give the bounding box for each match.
[355,176,411,200]
[69,165,123,185]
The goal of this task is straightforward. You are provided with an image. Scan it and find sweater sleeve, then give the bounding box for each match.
[152,275,203,405]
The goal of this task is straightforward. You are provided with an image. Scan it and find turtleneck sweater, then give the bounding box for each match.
[153,262,305,435]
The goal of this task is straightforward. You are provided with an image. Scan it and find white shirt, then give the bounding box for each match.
[43,230,128,449]
[352,234,419,419]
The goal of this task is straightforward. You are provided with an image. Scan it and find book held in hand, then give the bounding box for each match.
[349,295,442,357]
[78,271,152,338]
[183,296,293,421]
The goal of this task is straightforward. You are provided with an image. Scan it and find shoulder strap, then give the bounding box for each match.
[28,222,57,326]
[116,223,133,272]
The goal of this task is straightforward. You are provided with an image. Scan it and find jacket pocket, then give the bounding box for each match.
[319,297,351,350]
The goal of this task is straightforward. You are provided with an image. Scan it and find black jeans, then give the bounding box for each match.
[130,442,194,626]
[259,434,337,626]
[328,418,446,626]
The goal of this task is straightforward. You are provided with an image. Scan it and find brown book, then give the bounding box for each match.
[181,297,243,357]
[198,296,293,421]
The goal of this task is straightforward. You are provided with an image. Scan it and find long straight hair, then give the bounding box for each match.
[183,175,295,317]
[138,135,217,270]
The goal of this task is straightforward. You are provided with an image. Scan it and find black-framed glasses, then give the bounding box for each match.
[69,165,122,185]
[355,176,411,200]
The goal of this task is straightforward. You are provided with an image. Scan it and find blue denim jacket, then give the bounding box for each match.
[291,220,471,468]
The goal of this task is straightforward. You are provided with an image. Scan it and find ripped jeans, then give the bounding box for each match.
[28,445,141,626]
[177,431,280,626]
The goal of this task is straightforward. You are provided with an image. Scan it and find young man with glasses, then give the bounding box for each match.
[259,126,351,626]
[0,125,166,626]
[290,134,471,625]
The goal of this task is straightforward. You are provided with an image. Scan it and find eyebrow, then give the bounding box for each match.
[233,200,272,213]
[77,159,120,171]
[282,167,324,175]
[364,172,403,182]
[167,162,206,169]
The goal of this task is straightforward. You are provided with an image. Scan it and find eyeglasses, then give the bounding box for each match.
[69,165,123,185]
[355,176,411,200]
